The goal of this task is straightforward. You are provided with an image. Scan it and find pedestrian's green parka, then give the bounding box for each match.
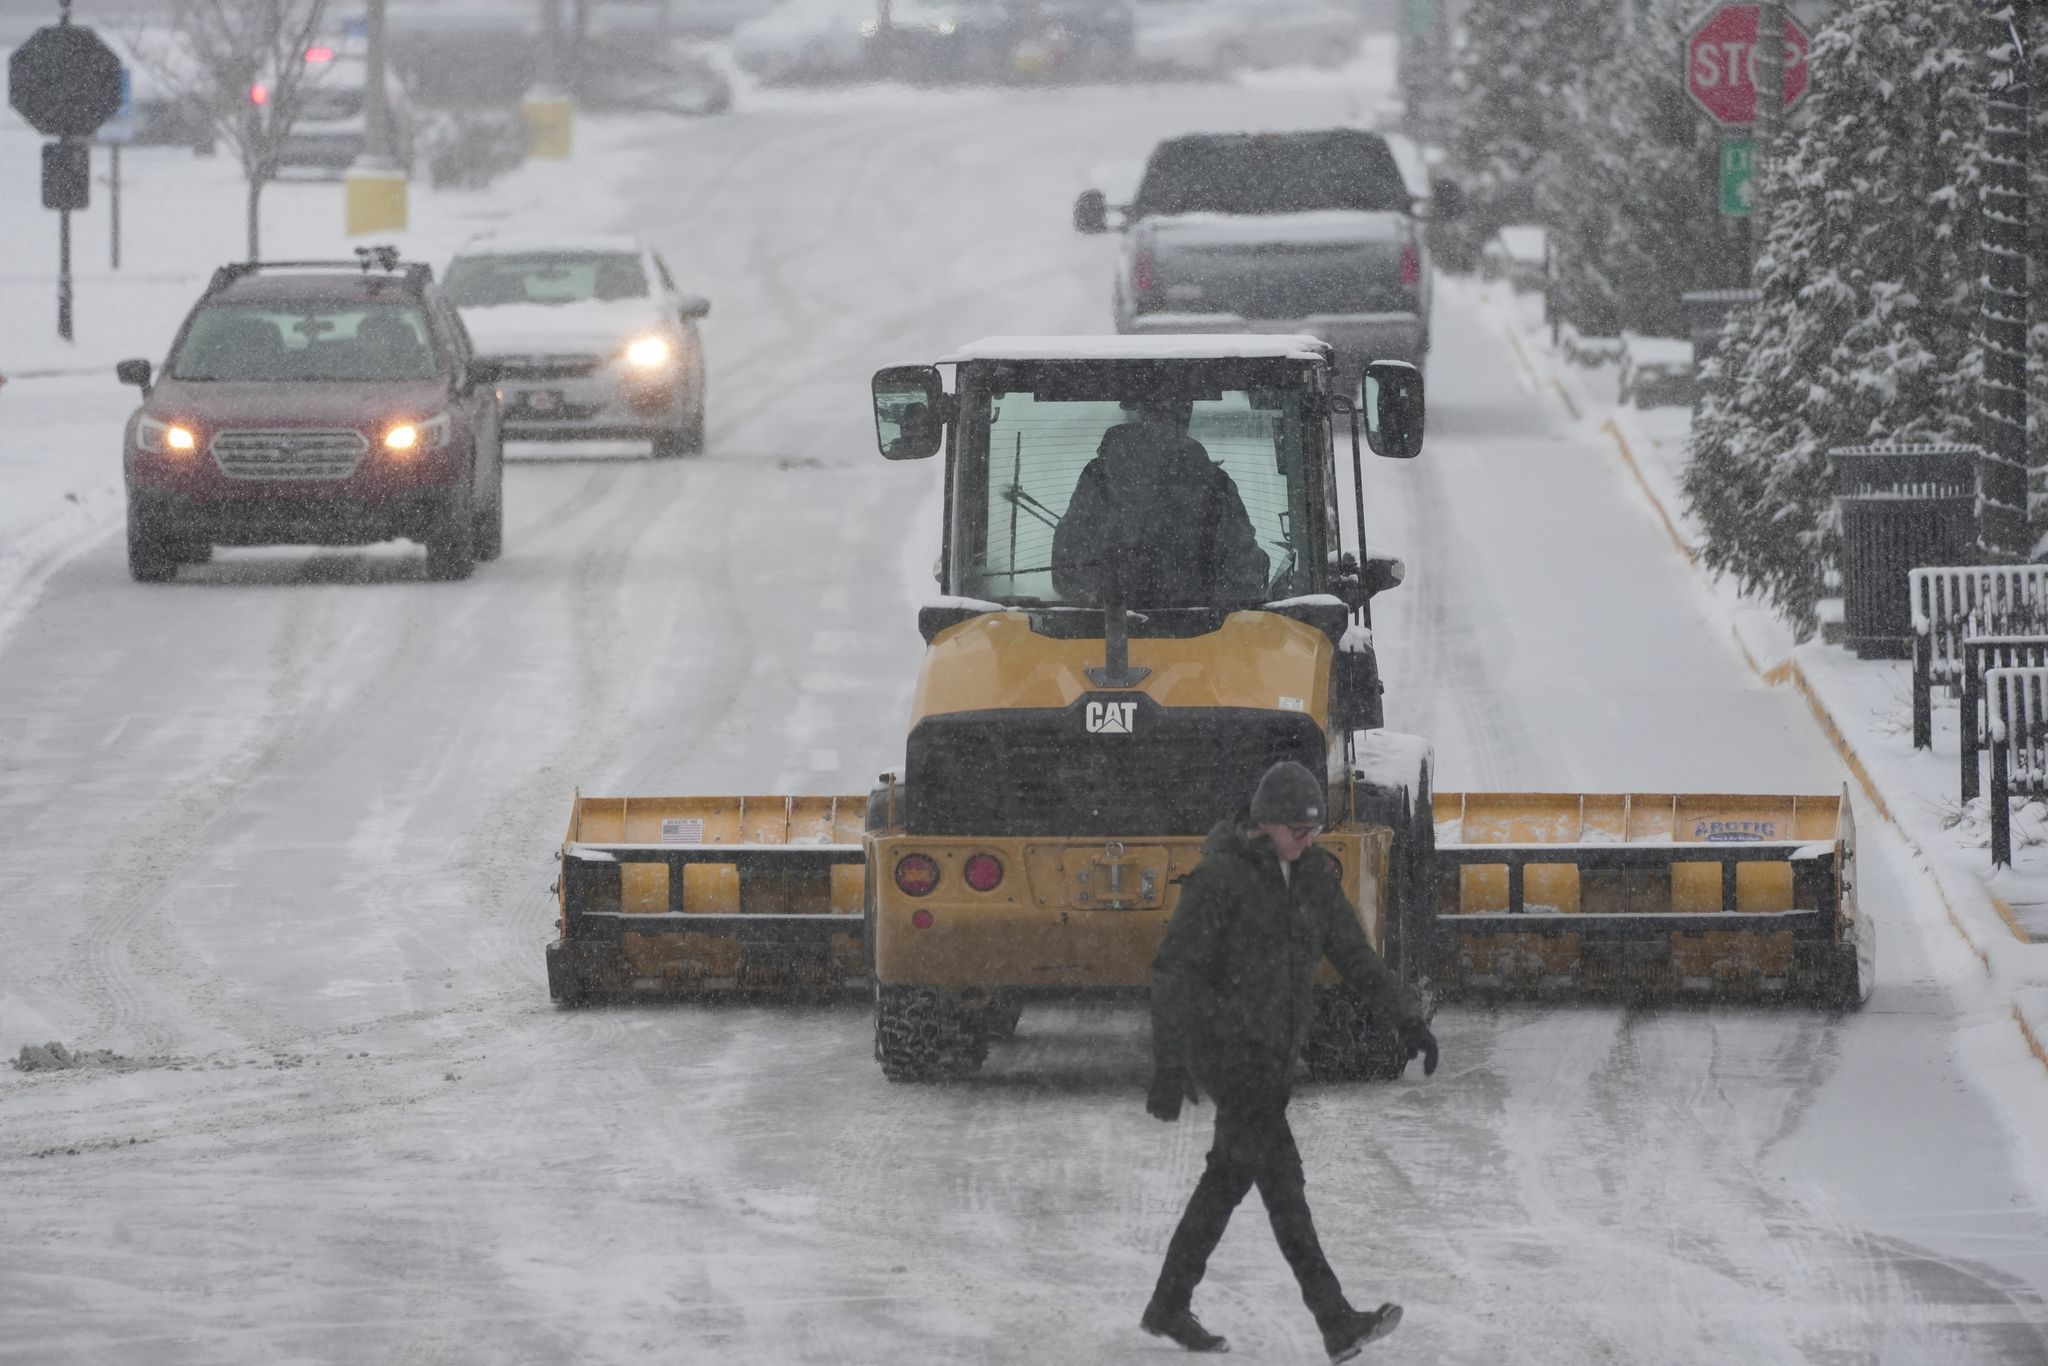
[1151,814,1426,1088]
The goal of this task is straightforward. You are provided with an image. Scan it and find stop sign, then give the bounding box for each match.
[1686,3,1811,127]
[8,24,124,138]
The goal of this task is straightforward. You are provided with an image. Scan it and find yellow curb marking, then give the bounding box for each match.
[1989,890,2033,943]
[2014,1003,2048,1074]
[1600,418,1698,565]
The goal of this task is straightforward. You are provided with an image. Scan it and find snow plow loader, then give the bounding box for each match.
[544,335,1869,1074]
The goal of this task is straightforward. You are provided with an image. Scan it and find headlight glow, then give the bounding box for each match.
[937,18,957,34]
[859,17,879,36]
[624,334,674,369]
[137,416,198,455]
[383,412,453,454]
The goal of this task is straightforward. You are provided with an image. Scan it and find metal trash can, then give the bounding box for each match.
[1830,444,1982,659]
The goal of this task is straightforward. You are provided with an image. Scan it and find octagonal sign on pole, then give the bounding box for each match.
[8,23,125,138]
[1686,2,1811,127]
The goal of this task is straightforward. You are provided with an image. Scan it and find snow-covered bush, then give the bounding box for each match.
[1686,0,2048,632]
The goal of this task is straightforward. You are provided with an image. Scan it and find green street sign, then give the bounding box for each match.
[1720,138,1755,217]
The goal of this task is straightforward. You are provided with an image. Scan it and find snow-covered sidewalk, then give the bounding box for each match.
[1455,271,2048,1078]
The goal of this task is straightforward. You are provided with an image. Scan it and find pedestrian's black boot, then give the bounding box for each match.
[1321,1302,1401,1362]
[1141,1301,1230,1353]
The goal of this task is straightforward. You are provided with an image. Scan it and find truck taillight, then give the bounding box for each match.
[895,854,940,897]
[1400,242,1421,290]
[1131,244,1155,297]
[963,854,1004,892]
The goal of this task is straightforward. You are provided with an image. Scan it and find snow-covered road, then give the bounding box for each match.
[3,62,2047,1365]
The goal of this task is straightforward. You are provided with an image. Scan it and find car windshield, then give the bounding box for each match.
[168,303,439,382]
[442,252,651,307]
[952,362,1320,608]
[1134,131,1411,216]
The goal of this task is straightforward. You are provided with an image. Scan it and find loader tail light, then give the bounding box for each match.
[894,854,941,897]
[1400,242,1421,290]
[963,854,1004,892]
[1131,244,1154,298]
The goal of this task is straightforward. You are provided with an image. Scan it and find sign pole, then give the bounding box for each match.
[109,142,120,270]
[58,199,72,341]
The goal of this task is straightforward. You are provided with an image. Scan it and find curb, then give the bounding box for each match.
[1495,311,2047,1073]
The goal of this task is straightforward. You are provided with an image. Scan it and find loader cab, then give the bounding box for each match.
[873,336,1423,631]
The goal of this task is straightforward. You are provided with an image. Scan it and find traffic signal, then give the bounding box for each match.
[41,140,88,211]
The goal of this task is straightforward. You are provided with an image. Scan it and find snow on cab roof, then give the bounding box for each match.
[942,335,1331,363]
[452,232,646,258]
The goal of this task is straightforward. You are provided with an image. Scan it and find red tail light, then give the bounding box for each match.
[894,854,941,897]
[1400,242,1421,290]
[963,854,1004,892]
[1131,244,1155,297]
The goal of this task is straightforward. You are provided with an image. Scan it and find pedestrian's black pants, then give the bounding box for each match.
[1151,1079,1349,1328]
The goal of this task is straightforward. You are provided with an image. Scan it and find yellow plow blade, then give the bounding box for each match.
[1429,789,1870,1006]
[547,793,868,1002]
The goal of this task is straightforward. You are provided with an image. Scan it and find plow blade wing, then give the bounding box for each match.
[1429,790,1870,1006]
[548,793,868,1000]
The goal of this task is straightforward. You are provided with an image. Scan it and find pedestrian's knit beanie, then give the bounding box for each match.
[1249,760,1325,825]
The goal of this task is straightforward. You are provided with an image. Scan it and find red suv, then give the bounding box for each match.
[116,252,504,582]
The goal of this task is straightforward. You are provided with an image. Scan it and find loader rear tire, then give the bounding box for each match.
[875,986,988,1082]
[1303,985,1409,1082]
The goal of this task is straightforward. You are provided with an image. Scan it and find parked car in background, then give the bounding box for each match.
[443,235,711,459]
[890,0,1133,83]
[115,253,505,582]
[1480,224,1548,294]
[730,0,881,84]
[1132,0,1362,75]
[274,48,417,176]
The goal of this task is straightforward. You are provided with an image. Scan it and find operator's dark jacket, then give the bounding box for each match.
[1151,815,1426,1093]
[1051,425,1268,607]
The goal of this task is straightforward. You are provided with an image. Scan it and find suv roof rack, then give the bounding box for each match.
[203,245,433,299]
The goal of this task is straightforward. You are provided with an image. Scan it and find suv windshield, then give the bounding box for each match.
[1133,130,1411,217]
[952,361,1322,608]
[442,253,650,307]
[169,303,439,382]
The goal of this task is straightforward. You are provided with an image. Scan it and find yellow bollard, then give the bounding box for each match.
[523,95,573,161]
[344,164,408,235]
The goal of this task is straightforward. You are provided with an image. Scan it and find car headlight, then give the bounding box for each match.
[137,415,198,455]
[383,411,453,454]
[623,334,674,370]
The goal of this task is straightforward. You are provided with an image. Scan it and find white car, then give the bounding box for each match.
[730,0,881,84]
[443,235,712,459]
[1133,0,1362,74]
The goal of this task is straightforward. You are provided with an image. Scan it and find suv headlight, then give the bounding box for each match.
[137,415,199,455]
[623,334,675,370]
[383,411,454,453]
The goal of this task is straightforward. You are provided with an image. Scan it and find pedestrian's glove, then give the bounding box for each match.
[1399,1020,1439,1077]
[1146,1068,1196,1122]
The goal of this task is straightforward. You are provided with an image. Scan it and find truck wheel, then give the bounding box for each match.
[874,986,989,1082]
[425,495,477,580]
[1303,985,1408,1081]
[473,463,504,562]
[126,504,180,583]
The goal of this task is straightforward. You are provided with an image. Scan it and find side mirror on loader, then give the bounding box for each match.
[873,365,946,461]
[1362,360,1424,460]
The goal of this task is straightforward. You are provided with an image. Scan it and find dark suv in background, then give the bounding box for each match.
[116,250,503,582]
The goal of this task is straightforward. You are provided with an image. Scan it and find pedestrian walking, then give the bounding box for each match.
[1140,760,1438,1361]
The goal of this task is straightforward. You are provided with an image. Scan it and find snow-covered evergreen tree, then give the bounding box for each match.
[1436,0,1608,272]
[1537,0,1747,337]
[1685,0,2048,630]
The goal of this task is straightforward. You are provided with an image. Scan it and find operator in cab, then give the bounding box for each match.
[1051,397,1269,606]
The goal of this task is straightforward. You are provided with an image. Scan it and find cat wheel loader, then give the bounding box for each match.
[546,334,1871,1079]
